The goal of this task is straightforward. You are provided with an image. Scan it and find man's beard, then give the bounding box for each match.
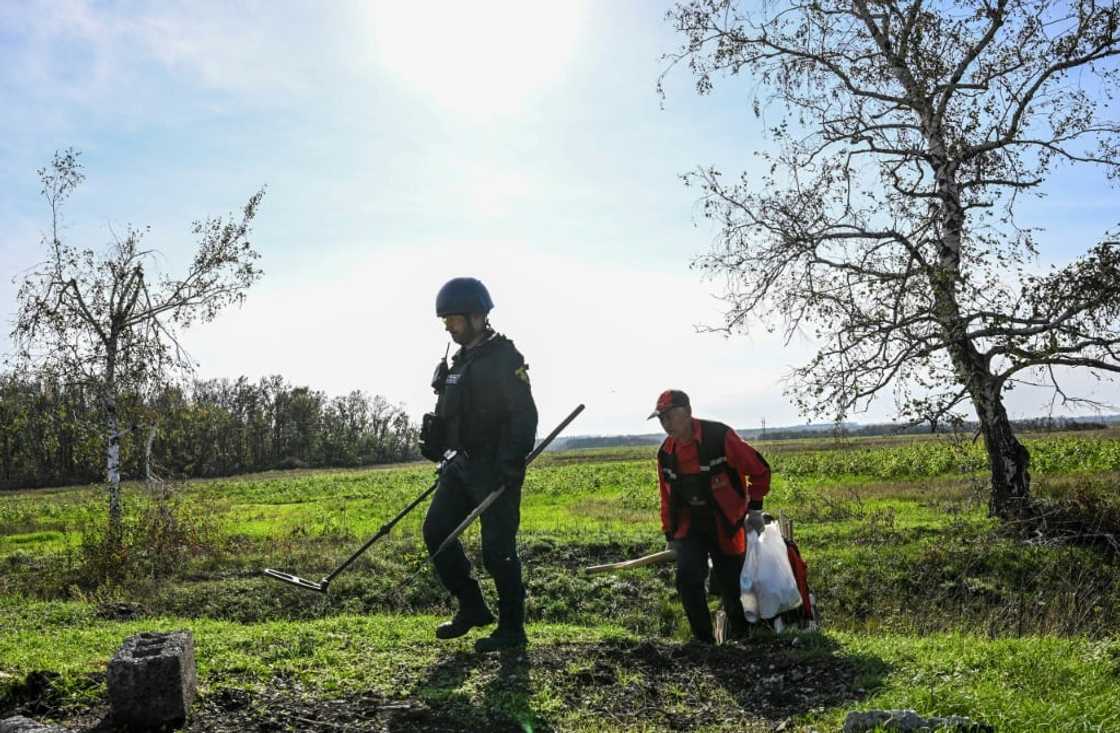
[453,321,482,346]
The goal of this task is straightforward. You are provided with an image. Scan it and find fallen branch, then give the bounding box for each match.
[584,549,676,574]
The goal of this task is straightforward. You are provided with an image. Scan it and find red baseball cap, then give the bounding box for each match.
[648,389,690,420]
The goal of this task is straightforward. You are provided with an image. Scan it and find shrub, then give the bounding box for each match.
[69,489,225,592]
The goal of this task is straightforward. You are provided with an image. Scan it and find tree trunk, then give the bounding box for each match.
[105,344,122,536]
[144,421,157,485]
[106,393,123,533]
[974,386,1032,519]
[936,308,1033,519]
[923,132,1032,521]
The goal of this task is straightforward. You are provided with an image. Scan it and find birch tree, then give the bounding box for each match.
[10,149,265,534]
[665,0,1120,518]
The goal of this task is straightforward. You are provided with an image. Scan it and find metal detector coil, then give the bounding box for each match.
[262,568,330,593]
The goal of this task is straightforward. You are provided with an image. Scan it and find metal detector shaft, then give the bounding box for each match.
[322,458,452,585]
[427,403,585,564]
[526,403,586,465]
[263,450,458,592]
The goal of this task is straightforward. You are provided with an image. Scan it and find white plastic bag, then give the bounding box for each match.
[740,523,803,622]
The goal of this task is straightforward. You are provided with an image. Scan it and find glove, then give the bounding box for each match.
[746,509,765,535]
[419,413,446,462]
[665,536,682,555]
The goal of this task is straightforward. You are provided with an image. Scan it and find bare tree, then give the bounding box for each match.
[665,0,1120,518]
[10,149,265,534]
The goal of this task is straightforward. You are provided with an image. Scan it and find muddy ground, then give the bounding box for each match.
[2,636,880,732]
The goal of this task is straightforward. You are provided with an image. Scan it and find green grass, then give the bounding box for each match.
[2,598,1117,732]
[822,632,1120,732]
[0,597,627,696]
[2,430,1120,731]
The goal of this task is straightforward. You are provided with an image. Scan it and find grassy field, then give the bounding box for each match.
[2,430,1119,731]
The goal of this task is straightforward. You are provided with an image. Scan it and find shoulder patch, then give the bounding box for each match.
[514,364,530,385]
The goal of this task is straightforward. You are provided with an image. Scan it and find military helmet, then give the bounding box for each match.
[435,277,494,317]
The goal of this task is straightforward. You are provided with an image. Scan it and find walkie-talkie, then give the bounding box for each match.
[430,343,451,394]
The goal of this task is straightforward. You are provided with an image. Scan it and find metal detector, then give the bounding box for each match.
[262,451,459,593]
[263,403,585,593]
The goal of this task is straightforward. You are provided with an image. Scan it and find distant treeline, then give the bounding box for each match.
[753,416,1112,442]
[0,374,419,490]
[557,415,1115,451]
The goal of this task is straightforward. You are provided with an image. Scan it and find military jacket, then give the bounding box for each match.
[435,333,538,476]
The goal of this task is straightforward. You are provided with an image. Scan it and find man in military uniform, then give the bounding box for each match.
[651,389,771,644]
[420,277,538,652]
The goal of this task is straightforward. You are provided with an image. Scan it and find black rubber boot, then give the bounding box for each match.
[436,605,494,639]
[436,583,494,640]
[474,586,527,652]
[474,626,528,652]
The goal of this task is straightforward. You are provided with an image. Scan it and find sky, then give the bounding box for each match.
[1,0,1118,437]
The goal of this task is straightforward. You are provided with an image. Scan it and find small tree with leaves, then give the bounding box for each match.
[665,0,1120,519]
[10,149,265,535]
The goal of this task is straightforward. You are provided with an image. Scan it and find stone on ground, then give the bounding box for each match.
[0,716,71,733]
[843,709,993,732]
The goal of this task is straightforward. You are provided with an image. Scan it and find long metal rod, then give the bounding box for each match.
[323,455,454,583]
[263,451,458,592]
[526,403,586,464]
[426,403,585,564]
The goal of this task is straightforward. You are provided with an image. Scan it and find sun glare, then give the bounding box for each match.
[367,1,586,116]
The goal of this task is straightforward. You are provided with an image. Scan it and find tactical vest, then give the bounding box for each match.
[435,351,473,451]
[658,420,747,537]
[433,332,505,454]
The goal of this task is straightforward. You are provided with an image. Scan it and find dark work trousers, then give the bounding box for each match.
[421,455,525,632]
[674,532,747,642]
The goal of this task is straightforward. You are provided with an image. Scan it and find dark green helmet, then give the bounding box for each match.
[435,277,494,317]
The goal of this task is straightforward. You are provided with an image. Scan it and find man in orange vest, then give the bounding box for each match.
[651,389,771,643]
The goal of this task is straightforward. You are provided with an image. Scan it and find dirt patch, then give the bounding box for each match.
[51,679,542,733]
[186,683,492,733]
[546,637,874,727]
[24,636,879,732]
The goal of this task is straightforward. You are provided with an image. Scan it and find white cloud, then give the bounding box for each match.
[0,0,357,113]
[129,2,333,97]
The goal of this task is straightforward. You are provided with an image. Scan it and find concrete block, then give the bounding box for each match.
[107,631,197,730]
